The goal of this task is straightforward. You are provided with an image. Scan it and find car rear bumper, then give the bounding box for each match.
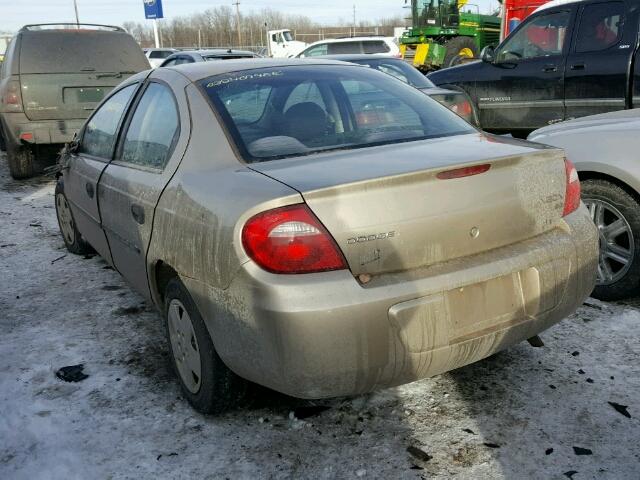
[1,112,84,147]
[184,206,598,399]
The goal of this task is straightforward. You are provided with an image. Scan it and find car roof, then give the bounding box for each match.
[312,36,393,44]
[165,58,353,81]
[175,49,256,56]
[315,54,397,61]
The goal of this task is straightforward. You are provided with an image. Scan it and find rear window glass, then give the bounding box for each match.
[201,65,473,163]
[362,41,390,54]
[19,31,149,74]
[149,50,174,59]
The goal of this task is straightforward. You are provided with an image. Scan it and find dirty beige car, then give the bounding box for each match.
[55,59,598,413]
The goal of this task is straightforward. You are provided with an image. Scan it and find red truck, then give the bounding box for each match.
[501,0,552,39]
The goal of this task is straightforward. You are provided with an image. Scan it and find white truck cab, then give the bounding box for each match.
[267,29,306,58]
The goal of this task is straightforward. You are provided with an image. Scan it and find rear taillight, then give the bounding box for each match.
[450,100,472,118]
[242,204,347,274]
[3,80,23,112]
[563,158,581,216]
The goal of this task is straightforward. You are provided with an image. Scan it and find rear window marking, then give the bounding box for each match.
[206,71,283,88]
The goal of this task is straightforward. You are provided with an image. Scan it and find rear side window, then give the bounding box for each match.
[201,66,473,162]
[362,41,390,54]
[19,31,149,73]
[120,83,179,169]
[328,42,361,54]
[80,84,137,159]
[575,2,624,53]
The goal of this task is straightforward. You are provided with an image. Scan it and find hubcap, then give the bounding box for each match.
[55,193,75,246]
[167,299,202,394]
[585,198,634,286]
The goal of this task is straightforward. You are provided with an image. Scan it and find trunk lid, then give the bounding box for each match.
[250,133,567,276]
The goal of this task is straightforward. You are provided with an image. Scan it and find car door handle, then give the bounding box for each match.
[85,182,94,198]
[542,64,557,72]
[570,63,585,70]
[130,204,145,225]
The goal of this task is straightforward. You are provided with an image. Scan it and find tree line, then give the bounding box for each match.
[122,7,407,50]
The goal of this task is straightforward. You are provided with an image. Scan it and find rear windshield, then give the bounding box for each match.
[350,58,435,89]
[19,31,149,74]
[205,54,255,61]
[149,50,174,59]
[201,65,473,162]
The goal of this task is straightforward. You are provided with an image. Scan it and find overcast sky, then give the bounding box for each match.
[1,0,496,33]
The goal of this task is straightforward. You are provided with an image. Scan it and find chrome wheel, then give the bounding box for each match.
[168,299,202,394]
[585,198,634,286]
[55,193,75,246]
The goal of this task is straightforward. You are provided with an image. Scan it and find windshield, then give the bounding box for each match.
[200,65,473,162]
[282,31,294,42]
[350,58,435,89]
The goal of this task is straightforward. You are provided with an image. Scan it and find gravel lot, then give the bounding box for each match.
[0,154,638,479]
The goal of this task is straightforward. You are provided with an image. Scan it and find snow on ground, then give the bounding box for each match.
[0,155,638,479]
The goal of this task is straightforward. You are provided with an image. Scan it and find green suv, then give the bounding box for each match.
[0,24,149,179]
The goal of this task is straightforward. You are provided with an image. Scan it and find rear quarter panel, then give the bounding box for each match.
[146,83,301,303]
[529,122,640,195]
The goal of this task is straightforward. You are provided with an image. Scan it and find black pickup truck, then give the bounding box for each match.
[428,0,640,137]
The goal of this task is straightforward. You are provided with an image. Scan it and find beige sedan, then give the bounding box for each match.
[55,59,598,413]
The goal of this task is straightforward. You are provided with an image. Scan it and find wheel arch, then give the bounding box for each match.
[151,260,180,309]
[578,171,640,205]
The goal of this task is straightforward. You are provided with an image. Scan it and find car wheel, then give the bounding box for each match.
[164,277,247,414]
[444,37,479,68]
[7,145,34,179]
[55,179,93,255]
[582,179,640,300]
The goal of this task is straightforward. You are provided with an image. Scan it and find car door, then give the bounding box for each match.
[565,1,632,119]
[63,83,140,264]
[97,70,189,298]
[475,8,575,132]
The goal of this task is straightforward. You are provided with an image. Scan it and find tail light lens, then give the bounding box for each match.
[430,93,476,125]
[242,204,347,274]
[3,80,23,112]
[563,158,581,216]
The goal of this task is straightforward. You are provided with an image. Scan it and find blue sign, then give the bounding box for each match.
[143,0,164,19]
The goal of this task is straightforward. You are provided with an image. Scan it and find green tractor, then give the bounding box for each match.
[400,0,501,72]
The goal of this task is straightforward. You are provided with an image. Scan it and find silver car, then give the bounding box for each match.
[530,109,640,300]
[55,59,598,413]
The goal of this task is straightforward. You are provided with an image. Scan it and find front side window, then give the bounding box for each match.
[120,83,179,169]
[575,3,624,53]
[497,11,570,62]
[301,44,328,57]
[201,66,473,163]
[80,84,137,159]
[282,31,294,42]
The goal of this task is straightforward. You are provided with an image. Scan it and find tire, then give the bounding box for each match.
[444,36,479,68]
[54,179,93,255]
[7,145,34,179]
[582,179,640,300]
[0,124,6,152]
[164,277,247,414]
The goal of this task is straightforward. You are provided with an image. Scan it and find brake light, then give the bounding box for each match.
[3,81,23,112]
[563,158,581,216]
[449,99,473,121]
[242,204,347,274]
[437,164,491,180]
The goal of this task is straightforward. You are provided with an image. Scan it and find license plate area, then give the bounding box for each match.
[63,87,107,104]
[447,272,525,341]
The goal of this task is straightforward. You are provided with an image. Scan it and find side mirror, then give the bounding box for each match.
[481,45,495,63]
